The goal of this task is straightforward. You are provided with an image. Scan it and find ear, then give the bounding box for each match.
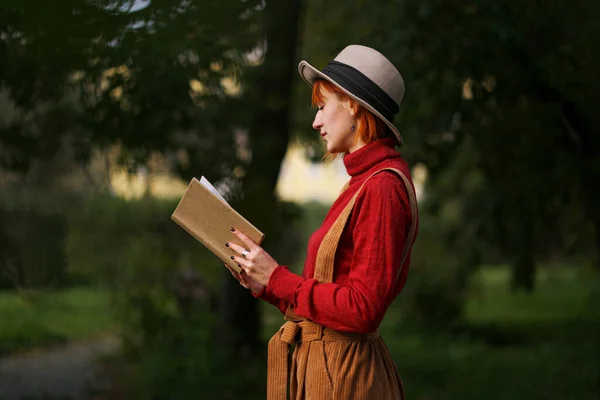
[346,100,359,117]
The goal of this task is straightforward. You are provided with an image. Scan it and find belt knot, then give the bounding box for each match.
[279,321,300,345]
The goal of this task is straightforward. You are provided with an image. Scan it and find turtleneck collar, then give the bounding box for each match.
[343,138,400,177]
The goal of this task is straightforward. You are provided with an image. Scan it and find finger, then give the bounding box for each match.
[225,263,250,288]
[226,242,250,258]
[230,255,251,269]
[240,274,250,290]
[230,228,259,251]
[238,268,253,288]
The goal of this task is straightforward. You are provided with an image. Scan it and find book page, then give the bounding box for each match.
[199,176,229,206]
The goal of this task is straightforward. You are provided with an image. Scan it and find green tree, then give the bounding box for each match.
[0,0,261,175]
[397,0,600,288]
[0,0,305,350]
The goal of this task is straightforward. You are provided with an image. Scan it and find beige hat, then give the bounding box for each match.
[298,44,405,146]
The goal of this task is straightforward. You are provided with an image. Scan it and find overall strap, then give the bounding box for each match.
[313,168,418,284]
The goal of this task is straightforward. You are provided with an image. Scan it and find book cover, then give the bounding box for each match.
[171,177,265,273]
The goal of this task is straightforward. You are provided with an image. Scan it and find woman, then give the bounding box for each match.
[225,45,418,399]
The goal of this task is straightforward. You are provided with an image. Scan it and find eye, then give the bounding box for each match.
[317,105,324,111]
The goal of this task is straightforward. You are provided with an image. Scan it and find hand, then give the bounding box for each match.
[226,228,279,287]
[224,263,264,294]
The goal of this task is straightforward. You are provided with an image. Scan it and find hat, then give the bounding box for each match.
[298,45,405,146]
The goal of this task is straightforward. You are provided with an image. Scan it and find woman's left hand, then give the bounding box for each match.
[227,228,279,287]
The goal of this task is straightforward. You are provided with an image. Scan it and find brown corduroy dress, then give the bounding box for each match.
[267,168,418,400]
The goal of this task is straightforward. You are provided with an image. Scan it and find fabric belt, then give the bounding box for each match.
[267,319,379,400]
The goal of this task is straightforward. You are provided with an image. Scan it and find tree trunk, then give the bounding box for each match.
[510,249,536,293]
[510,207,536,293]
[219,0,303,355]
[555,100,600,270]
[528,72,600,271]
[562,104,600,271]
[580,168,600,271]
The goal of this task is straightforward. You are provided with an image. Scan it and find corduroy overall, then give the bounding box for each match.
[267,168,418,400]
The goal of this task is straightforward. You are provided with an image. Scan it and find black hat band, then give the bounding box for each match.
[321,61,399,122]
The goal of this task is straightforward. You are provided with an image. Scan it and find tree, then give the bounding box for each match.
[1,0,307,351]
[219,0,304,353]
[396,0,600,287]
[0,0,262,177]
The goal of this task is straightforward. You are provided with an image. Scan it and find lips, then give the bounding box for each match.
[320,132,326,137]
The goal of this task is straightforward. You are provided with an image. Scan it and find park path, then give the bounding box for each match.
[0,336,119,400]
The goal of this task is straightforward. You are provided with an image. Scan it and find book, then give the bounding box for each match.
[171,177,265,273]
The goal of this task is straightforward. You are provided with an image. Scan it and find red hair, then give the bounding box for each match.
[311,79,391,149]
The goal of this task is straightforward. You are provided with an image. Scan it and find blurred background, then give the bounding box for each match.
[1,0,599,399]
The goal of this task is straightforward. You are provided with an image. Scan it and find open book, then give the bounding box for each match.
[171,177,265,273]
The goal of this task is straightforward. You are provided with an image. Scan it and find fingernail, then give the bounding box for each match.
[225,243,229,247]
[231,256,235,260]
[230,227,235,232]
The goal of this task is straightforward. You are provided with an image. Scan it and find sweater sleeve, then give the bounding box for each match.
[252,273,290,315]
[263,174,410,333]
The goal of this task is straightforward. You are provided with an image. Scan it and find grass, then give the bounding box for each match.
[384,266,600,400]
[0,287,116,356]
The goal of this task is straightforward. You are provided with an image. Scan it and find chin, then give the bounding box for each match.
[326,141,342,154]
[327,145,348,155]
[326,144,339,154]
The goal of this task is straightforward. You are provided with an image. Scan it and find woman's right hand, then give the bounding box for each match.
[224,263,265,294]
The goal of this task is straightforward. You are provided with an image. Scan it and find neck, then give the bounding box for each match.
[348,138,366,153]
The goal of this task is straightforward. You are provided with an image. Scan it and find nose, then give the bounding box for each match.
[312,110,323,131]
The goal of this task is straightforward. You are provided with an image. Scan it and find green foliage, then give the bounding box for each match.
[391,330,599,400]
[282,200,329,273]
[63,192,268,398]
[0,287,114,355]
[396,212,473,329]
[385,266,600,400]
[65,192,219,287]
[2,0,303,362]
[466,265,600,326]
[118,297,265,400]
[0,210,67,290]
[0,0,263,178]
[393,0,600,273]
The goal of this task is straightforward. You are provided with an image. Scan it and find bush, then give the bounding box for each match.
[65,192,267,398]
[117,293,265,400]
[65,193,223,286]
[0,209,67,290]
[397,212,474,330]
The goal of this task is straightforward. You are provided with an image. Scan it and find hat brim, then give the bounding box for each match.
[298,60,403,147]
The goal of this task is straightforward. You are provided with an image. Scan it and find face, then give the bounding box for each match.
[312,88,364,154]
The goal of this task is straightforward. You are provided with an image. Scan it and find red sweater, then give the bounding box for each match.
[257,138,416,333]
